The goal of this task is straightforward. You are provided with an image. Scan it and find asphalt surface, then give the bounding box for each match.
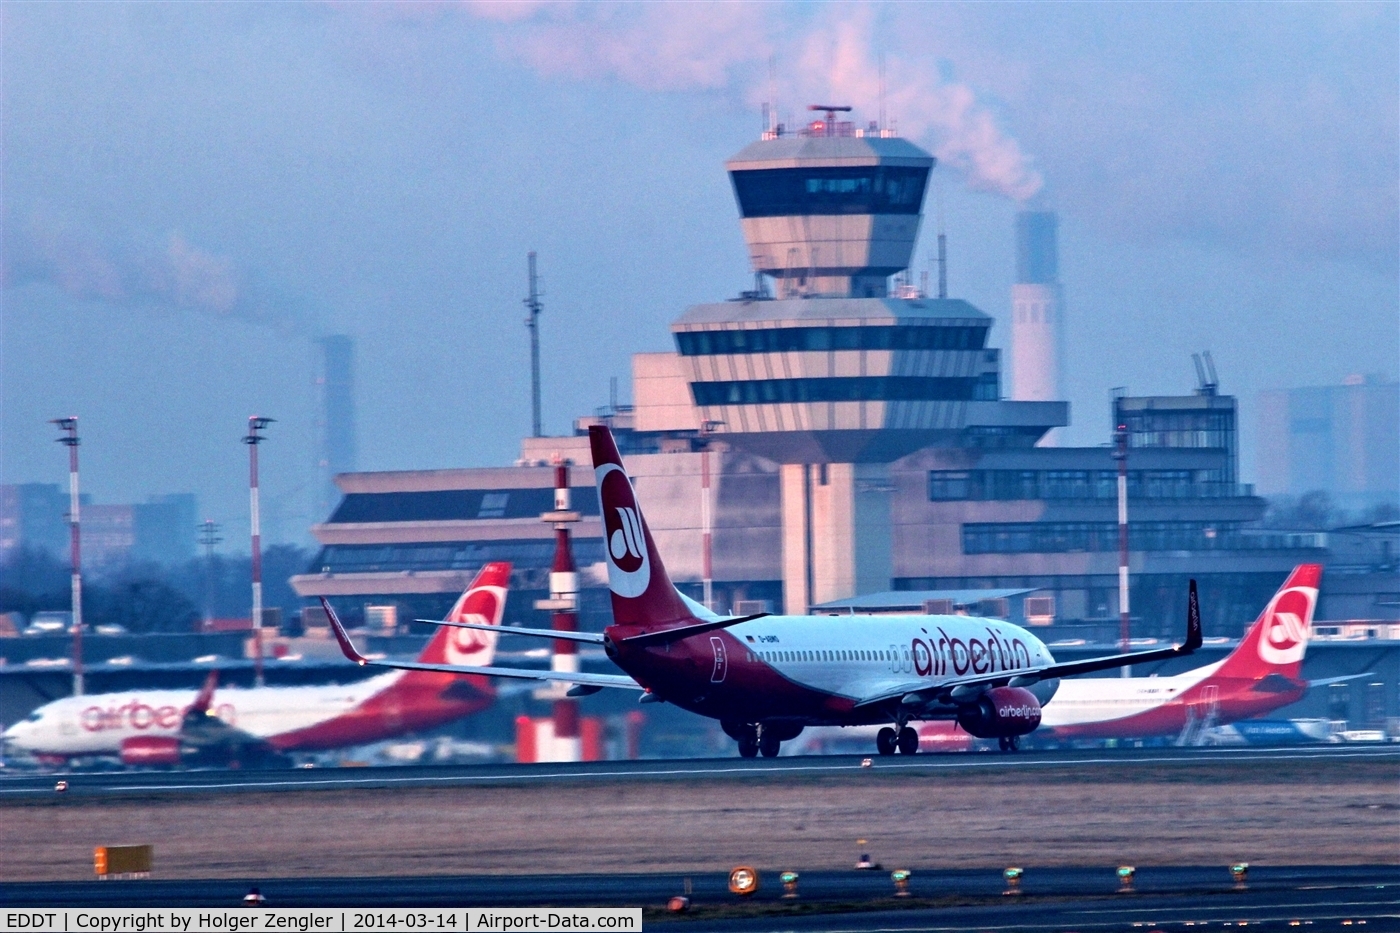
[3,865,1397,931]
[2,743,1396,798]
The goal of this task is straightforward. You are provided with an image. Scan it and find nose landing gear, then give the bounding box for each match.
[997,736,1021,752]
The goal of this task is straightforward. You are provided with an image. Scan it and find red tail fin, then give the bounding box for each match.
[1215,564,1322,680]
[190,670,218,715]
[589,426,696,629]
[415,561,512,666]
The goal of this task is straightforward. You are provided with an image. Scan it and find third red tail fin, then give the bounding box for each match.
[1215,563,1322,681]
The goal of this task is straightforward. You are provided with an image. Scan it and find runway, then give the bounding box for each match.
[2,743,1396,797]
[4,865,1398,930]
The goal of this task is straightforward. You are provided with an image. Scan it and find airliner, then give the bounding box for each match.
[3,562,511,767]
[1038,564,1332,742]
[323,427,1200,757]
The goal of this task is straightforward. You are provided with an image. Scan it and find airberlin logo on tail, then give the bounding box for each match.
[444,587,504,666]
[597,463,651,598]
[1257,586,1316,666]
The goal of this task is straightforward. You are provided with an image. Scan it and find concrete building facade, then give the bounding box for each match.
[292,112,1330,645]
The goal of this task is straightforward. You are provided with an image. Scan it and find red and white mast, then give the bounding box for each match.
[245,416,274,688]
[51,417,83,696]
[539,459,581,761]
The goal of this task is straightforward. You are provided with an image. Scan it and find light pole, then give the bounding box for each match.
[50,417,83,696]
[244,417,274,687]
[1114,422,1131,677]
[699,420,724,612]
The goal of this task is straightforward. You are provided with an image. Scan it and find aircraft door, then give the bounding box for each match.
[710,636,728,683]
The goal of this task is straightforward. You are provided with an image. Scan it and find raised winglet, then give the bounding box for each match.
[321,597,369,666]
[1184,578,1202,652]
[190,669,219,715]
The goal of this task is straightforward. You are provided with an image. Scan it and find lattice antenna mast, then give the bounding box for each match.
[525,252,544,438]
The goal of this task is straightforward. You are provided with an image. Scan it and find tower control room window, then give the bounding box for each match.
[730,166,930,217]
[675,325,989,356]
[692,376,981,406]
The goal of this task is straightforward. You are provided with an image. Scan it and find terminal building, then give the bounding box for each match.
[292,112,1333,644]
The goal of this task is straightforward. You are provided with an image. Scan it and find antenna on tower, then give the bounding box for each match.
[524,252,544,437]
[879,54,887,133]
[935,170,948,299]
[768,55,778,135]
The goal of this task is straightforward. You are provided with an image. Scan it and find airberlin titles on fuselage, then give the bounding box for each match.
[80,698,237,733]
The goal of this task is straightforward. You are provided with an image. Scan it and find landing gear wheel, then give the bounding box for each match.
[738,734,758,758]
[897,726,919,755]
[998,736,1020,752]
[876,727,897,756]
[759,731,781,758]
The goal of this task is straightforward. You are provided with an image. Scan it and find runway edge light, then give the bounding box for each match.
[780,871,799,899]
[729,865,759,896]
[1003,866,1024,896]
[1117,866,1136,892]
[891,869,911,897]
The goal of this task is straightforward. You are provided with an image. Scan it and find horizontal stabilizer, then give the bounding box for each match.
[323,598,641,691]
[619,613,768,648]
[416,618,605,645]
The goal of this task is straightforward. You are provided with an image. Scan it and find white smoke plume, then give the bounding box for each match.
[459,2,1042,201]
[2,211,309,330]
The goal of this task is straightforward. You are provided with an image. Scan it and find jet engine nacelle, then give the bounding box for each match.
[120,736,183,767]
[955,686,1042,739]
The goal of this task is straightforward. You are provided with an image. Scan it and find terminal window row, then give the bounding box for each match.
[692,375,999,407]
[929,469,1249,501]
[1119,411,1236,451]
[730,166,929,217]
[328,487,602,524]
[675,325,990,356]
[313,539,606,574]
[960,521,1322,555]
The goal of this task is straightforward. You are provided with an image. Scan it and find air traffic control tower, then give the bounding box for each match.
[673,111,1068,613]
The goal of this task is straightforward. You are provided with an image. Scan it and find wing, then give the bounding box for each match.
[416,618,605,645]
[858,579,1203,711]
[324,599,641,691]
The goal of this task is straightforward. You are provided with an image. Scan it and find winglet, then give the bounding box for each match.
[321,597,369,666]
[190,669,219,715]
[1183,579,1202,652]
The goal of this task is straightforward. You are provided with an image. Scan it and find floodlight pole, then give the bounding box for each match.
[51,417,83,696]
[245,417,274,687]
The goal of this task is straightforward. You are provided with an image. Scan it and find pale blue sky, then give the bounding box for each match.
[3,1,1396,546]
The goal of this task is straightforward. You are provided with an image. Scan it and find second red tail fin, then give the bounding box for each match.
[416,561,512,666]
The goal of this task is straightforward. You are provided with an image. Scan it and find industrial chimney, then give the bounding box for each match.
[1010,211,1065,441]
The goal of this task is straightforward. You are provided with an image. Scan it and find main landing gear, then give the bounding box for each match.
[998,736,1021,752]
[729,722,784,758]
[876,726,919,756]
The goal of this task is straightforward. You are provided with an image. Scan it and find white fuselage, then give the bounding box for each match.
[2,672,406,757]
[1037,662,1223,727]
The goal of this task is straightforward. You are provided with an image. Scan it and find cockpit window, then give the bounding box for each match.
[26,711,42,722]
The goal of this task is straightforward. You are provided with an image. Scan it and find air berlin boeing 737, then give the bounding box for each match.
[4,562,511,767]
[1037,564,1325,741]
[324,427,1201,757]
